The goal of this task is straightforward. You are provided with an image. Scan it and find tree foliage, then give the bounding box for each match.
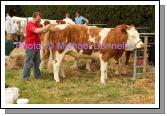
[6,5,155,32]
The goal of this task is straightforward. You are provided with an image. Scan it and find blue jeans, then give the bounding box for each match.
[22,49,41,80]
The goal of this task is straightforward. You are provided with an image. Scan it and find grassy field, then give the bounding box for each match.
[5,56,155,104]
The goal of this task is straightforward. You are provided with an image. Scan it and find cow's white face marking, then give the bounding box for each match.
[55,24,67,30]
[99,28,111,44]
[126,27,143,50]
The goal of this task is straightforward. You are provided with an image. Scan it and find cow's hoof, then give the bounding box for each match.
[100,79,106,84]
[87,69,91,72]
[54,79,60,82]
[101,82,106,85]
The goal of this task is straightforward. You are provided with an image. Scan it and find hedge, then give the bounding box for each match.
[6,5,155,32]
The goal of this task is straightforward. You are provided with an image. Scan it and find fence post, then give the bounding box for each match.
[133,49,137,80]
[143,36,148,76]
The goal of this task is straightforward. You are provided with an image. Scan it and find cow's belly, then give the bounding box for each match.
[66,50,99,60]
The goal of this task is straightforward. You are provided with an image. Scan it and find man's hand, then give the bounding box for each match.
[42,25,50,33]
[34,24,50,34]
[44,24,50,30]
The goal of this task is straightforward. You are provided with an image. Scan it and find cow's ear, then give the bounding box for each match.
[125,25,131,30]
[44,20,50,26]
[120,24,128,32]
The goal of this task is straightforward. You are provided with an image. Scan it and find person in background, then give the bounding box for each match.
[22,12,50,81]
[11,20,24,42]
[6,13,11,21]
[5,13,12,34]
[63,13,75,24]
[5,31,14,56]
[10,20,20,43]
[11,20,19,35]
[75,11,89,25]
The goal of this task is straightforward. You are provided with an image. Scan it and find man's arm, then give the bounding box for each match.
[34,25,50,34]
[74,17,77,24]
[28,23,50,34]
[83,17,89,24]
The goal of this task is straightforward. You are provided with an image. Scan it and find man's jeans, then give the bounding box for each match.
[22,49,41,80]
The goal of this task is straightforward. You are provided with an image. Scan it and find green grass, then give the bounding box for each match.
[5,65,154,104]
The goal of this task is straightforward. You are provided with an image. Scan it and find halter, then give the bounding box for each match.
[135,39,142,47]
[128,38,142,48]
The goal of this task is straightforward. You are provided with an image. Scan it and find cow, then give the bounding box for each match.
[41,24,143,83]
[40,20,70,72]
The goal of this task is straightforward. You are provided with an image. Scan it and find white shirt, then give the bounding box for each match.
[63,18,75,24]
[6,15,11,21]
[11,23,19,34]
[5,19,12,34]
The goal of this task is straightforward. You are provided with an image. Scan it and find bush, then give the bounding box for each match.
[6,5,155,32]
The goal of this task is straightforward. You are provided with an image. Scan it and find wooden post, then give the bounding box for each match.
[143,36,148,76]
[133,49,137,80]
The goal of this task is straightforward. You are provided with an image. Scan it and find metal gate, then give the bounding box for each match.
[133,33,155,79]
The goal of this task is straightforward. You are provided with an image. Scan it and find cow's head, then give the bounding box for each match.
[118,24,143,50]
[43,20,51,26]
[56,20,66,24]
[126,25,143,50]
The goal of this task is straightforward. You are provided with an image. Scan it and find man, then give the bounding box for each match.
[11,20,19,35]
[10,20,23,42]
[63,13,75,24]
[22,12,49,81]
[75,11,89,24]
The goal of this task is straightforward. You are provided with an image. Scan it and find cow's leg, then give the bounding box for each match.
[40,43,45,70]
[40,59,48,70]
[114,59,120,75]
[59,66,66,78]
[74,60,77,68]
[40,45,49,70]
[122,51,131,75]
[53,52,65,82]
[122,65,127,75]
[99,54,108,83]
[47,59,53,73]
[86,59,91,71]
[46,47,54,73]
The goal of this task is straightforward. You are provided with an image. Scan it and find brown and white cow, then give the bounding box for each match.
[41,24,143,83]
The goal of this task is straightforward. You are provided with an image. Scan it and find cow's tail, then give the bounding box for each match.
[47,45,54,73]
[48,46,53,61]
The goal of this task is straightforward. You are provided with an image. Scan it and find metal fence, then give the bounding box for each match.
[133,33,155,79]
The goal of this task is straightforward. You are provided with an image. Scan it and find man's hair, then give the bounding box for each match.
[76,11,80,15]
[32,12,42,18]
